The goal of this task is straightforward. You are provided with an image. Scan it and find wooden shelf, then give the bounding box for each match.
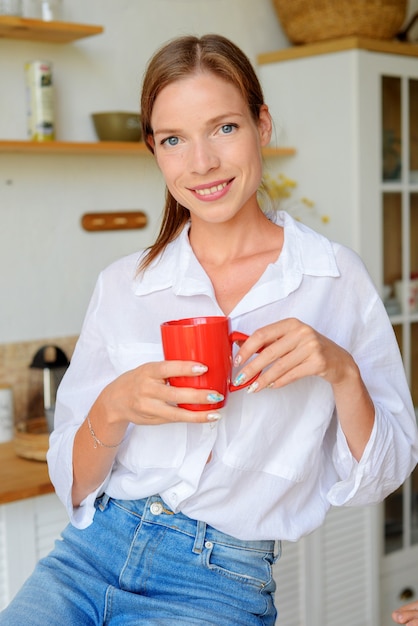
[0,139,296,157]
[258,37,418,65]
[0,16,103,43]
[0,140,150,155]
[263,145,296,158]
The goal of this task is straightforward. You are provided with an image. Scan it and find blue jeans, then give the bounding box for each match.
[0,494,279,625]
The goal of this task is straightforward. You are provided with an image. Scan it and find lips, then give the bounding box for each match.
[195,181,227,196]
[190,179,233,200]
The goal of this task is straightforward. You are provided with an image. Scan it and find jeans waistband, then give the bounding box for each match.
[99,494,277,556]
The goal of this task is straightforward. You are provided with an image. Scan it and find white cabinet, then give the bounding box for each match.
[273,505,379,626]
[259,38,418,625]
[0,493,68,610]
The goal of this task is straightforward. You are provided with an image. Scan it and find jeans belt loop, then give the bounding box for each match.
[192,520,207,554]
[98,493,111,512]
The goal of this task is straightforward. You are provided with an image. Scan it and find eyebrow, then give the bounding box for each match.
[153,111,244,137]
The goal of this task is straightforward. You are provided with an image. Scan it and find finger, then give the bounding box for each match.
[234,322,286,367]
[164,383,224,408]
[235,324,341,392]
[235,318,308,362]
[136,396,222,425]
[146,360,209,381]
[392,610,418,625]
[133,375,223,424]
[233,332,309,390]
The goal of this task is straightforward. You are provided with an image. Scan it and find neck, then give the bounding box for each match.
[189,207,277,267]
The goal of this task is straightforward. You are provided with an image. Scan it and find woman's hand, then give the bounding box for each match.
[96,359,223,427]
[233,318,352,391]
[72,359,221,507]
[392,601,418,624]
[233,318,375,461]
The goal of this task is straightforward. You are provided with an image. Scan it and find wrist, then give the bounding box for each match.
[331,351,360,388]
[87,394,130,448]
[86,413,127,449]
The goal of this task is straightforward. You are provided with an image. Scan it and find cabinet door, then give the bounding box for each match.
[274,539,304,625]
[273,506,377,626]
[33,493,68,560]
[0,494,68,609]
[380,66,418,622]
[0,507,8,611]
[305,506,377,626]
[381,560,418,626]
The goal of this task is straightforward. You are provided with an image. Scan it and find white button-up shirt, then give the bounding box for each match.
[47,211,418,541]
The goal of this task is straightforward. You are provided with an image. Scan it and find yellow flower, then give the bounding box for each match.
[262,172,329,227]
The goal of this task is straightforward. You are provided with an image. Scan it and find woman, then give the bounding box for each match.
[1,34,417,626]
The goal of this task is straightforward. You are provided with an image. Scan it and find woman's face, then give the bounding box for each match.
[150,72,272,226]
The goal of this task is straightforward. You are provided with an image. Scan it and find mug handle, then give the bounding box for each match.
[228,331,261,392]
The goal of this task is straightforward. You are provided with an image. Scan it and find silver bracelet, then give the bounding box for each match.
[86,414,125,449]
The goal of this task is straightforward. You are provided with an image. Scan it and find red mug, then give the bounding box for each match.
[160,316,259,410]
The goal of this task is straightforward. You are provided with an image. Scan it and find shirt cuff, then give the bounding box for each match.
[327,410,381,505]
[69,472,111,529]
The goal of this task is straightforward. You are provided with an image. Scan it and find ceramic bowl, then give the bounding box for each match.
[91,111,142,142]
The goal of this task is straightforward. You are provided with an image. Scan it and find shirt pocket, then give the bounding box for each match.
[222,379,335,483]
[107,341,163,375]
[107,341,187,469]
[119,422,187,470]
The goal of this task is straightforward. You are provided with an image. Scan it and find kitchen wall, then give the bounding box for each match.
[2,0,418,415]
[0,0,289,344]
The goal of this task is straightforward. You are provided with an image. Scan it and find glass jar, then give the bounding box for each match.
[0,0,23,15]
[28,0,62,21]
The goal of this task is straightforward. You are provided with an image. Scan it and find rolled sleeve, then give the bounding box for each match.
[328,404,418,506]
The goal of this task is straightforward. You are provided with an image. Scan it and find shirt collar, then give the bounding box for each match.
[132,211,340,313]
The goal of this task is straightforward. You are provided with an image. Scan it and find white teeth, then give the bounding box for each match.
[195,182,227,196]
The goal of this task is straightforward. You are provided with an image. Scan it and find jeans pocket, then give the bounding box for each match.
[204,541,274,590]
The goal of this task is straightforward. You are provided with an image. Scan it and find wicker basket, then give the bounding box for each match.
[272,0,407,44]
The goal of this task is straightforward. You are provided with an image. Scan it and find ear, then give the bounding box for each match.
[145,133,155,154]
[258,104,272,147]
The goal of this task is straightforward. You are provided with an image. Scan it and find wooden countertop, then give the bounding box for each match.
[0,441,54,505]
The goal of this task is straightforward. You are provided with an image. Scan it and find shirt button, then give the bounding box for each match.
[150,502,163,515]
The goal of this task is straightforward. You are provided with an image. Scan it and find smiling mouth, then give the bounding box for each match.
[193,181,231,196]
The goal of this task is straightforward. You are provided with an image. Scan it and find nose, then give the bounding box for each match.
[189,139,220,175]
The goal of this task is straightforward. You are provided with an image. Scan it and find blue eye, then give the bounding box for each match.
[163,136,179,146]
[221,124,236,134]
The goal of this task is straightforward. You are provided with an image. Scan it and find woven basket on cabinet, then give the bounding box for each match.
[272,0,407,44]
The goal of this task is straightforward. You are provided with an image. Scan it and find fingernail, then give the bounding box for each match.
[233,372,246,386]
[207,412,222,421]
[207,392,224,403]
[192,364,208,373]
[234,355,242,367]
[247,381,259,394]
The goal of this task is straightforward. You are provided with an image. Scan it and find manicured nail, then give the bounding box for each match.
[233,372,246,386]
[192,364,208,373]
[247,381,259,394]
[207,392,224,403]
[234,354,242,367]
[207,413,222,421]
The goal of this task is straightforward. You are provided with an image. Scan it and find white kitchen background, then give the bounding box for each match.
[0,0,289,344]
[2,1,418,625]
